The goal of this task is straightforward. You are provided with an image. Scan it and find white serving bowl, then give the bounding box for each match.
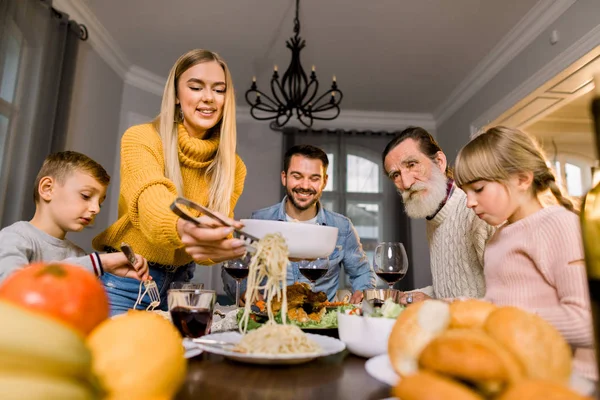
[337,312,397,358]
[240,219,338,259]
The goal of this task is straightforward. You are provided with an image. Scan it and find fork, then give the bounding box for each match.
[191,338,245,352]
[170,197,259,252]
[121,242,161,310]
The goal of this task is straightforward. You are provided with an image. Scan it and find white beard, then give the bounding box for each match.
[400,166,449,219]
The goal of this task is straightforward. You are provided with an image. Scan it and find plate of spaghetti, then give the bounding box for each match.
[195,330,345,365]
[197,232,346,364]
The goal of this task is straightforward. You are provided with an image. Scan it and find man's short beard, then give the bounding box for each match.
[400,166,448,219]
[286,187,320,211]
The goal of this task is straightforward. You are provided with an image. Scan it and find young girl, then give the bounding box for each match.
[93,49,247,315]
[454,126,596,381]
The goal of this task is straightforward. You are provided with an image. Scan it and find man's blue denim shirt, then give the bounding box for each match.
[222,197,376,301]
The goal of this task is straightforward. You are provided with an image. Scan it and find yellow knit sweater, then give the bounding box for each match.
[92,123,246,266]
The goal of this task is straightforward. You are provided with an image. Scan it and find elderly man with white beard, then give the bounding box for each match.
[382,127,495,305]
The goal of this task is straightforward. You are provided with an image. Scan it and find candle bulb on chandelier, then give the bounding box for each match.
[333,75,336,82]
[312,65,316,72]
[274,65,278,72]
[252,76,256,83]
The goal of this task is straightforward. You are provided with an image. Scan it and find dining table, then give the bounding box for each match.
[175,350,393,400]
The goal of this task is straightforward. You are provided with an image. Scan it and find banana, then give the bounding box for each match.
[0,300,92,380]
[0,370,96,400]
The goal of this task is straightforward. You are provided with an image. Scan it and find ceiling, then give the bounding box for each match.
[84,0,539,113]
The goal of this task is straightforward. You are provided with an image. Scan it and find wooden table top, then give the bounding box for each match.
[175,350,393,400]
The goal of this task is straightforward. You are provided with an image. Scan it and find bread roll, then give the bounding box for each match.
[388,300,450,377]
[419,329,524,388]
[449,299,497,329]
[484,307,572,384]
[497,380,593,400]
[393,371,485,400]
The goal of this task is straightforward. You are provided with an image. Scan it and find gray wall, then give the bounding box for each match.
[437,0,600,160]
[232,119,284,218]
[61,42,124,252]
[107,84,162,223]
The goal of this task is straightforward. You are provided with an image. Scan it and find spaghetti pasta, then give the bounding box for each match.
[237,233,321,355]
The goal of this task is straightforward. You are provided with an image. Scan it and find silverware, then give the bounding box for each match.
[121,242,161,309]
[192,338,245,352]
[170,197,259,252]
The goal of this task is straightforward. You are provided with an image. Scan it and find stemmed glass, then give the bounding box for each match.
[223,253,252,307]
[167,289,216,338]
[298,257,329,292]
[373,242,409,290]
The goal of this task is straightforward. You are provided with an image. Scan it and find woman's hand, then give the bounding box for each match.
[177,214,248,264]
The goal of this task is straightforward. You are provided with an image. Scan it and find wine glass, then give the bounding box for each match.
[373,242,409,290]
[223,253,252,308]
[167,289,216,338]
[298,257,329,292]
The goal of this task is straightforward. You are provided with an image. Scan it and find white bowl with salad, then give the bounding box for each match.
[337,298,404,358]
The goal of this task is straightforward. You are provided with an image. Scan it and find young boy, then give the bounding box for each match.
[0,151,149,283]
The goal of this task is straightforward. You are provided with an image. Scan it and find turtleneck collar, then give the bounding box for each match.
[177,123,220,168]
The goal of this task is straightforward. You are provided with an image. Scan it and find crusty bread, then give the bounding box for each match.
[388,300,450,377]
[497,380,593,400]
[419,328,524,389]
[393,370,485,400]
[484,307,572,384]
[449,299,497,329]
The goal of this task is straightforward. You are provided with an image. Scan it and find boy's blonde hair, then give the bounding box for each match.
[152,49,237,216]
[33,151,110,203]
[454,126,576,213]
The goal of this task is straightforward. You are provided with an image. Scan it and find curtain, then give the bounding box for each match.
[0,0,85,227]
[282,127,415,292]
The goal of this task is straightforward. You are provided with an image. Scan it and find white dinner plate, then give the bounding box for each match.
[183,338,203,359]
[365,354,596,396]
[365,354,398,387]
[191,331,346,365]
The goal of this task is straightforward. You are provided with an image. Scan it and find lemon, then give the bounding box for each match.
[87,310,186,400]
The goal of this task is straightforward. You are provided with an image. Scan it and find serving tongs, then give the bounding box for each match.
[170,197,259,252]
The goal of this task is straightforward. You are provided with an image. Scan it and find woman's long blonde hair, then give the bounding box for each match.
[454,126,577,213]
[152,49,237,216]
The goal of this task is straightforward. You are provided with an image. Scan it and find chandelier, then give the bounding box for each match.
[245,0,343,128]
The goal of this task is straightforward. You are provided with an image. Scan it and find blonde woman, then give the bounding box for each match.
[455,126,596,381]
[93,49,247,316]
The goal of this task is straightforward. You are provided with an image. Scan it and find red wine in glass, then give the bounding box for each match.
[299,267,328,282]
[298,258,329,292]
[376,271,406,285]
[224,255,251,307]
[224,267,249,281]
[374,242,409,290]
[170,306,213,338]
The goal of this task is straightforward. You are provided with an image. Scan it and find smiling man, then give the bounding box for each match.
[382,127,495,304]
[223,144,376,303]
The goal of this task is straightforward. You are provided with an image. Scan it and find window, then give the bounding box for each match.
[0,21,24,195]
[347,154,379,193]
[552,155,594,197]
[564,163,583,197]
[321,147,386,289]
